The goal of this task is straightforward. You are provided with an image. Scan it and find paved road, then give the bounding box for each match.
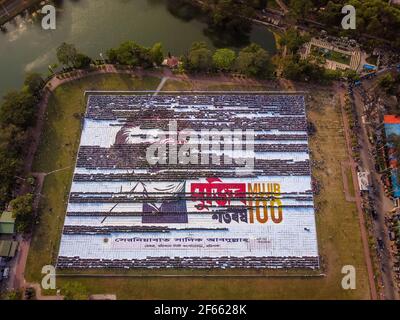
[353,88,399,300]
[336,83,378,300]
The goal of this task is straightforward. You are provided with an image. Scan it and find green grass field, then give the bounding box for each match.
[26,73,371,299]
[345,166,356,198]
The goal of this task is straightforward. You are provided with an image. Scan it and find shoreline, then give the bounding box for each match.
[0,0,43,27]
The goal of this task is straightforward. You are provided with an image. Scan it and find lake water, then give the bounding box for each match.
[0,0,276,96]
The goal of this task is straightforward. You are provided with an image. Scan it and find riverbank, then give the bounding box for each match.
[0,0,42,26]
[0,0,277,97]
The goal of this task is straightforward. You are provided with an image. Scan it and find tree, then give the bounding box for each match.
[289,0,313,18]
[107,41,153,68]
[24,72,44,95]
[198,0,258,47]
[56,43,79,67]
[212,48,236,71]
[150,42,164,66]
[0,124,27,207]
[344,69,360,81]
[0,91,36,129]
[0,74,38,209]
[0,124,27,154]
[186,42,213,72]
[210,0,254,34]
[10,193,34,234]
[324,69,343,81]
[57,43,92,69]
[379,74,397,95]
[74,53,92,69]
[281,56,303,81]
[236,43,274,78]
[319,1,343,27]
[279,28,310,54]
[281,55,325,82]
[313,0,400,45]
[0,153,21,207]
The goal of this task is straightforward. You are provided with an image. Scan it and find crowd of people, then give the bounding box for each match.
[58,94,318,270]
[57,255,320,270]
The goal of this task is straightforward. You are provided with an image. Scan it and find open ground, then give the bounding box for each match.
[24,72,371,299]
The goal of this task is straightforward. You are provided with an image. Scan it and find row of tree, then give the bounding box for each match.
[55,41,165,69]
[282,55,325,82]
[288,0,400,49]
[183,42,275,78]
[0,74,42,205]
[58,36,358,83]
[107,42,164,67]
[190,0,400,51]
[0,73,42,232]
[379,73,400,95]
[279,28,311,54]
[60,39,276,79]
[56,43,92,69]
[9,193,34,234]
[0,42,93,234]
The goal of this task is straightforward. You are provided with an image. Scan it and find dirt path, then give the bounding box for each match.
[5,172,45,293]
[153,76,169,96]
[337,84,378,300]
[8,237,29,290]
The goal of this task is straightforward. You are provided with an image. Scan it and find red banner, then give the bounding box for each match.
[191,177,246,210]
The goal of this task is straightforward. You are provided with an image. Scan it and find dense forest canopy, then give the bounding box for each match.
[193,0,400,49]
[0,78,40,208]
[289,0,400,48]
